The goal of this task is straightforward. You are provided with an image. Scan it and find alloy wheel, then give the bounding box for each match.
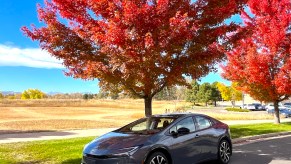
[149,154,167,164]
[219,140,231,163]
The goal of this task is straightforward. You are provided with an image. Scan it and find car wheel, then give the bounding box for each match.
[217,139,231,164]
[146,152,168,164]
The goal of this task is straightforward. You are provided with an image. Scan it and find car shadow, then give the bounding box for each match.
[199,152,273,164]
[229,152,273,164]
[61,158,82,164]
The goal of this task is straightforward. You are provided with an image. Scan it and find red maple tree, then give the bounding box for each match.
[23,0,246,116]
[222,0,291,123]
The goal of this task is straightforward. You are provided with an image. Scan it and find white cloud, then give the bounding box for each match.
[0,44,64,69]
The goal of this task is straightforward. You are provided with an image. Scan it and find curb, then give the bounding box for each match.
[232,131,291,145]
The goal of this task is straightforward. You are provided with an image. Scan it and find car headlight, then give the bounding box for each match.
[111,146,141,156]
[83,143,89,152]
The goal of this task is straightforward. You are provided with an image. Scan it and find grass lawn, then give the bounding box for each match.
[230,122,291,139]
[225,107,250,112]
[0,137,95,164]
[1,122,291,164]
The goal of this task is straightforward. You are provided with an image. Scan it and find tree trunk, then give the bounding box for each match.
[274,101,280,124]
[144,96,152,117]
[214,101,217,107]
[231,100,235,108]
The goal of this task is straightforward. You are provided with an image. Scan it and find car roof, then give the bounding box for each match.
[151,112,206,118]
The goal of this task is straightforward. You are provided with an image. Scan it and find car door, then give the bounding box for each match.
[193,116,218,161]
[167,117,203,164]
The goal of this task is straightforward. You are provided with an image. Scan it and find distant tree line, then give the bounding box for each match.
[154,86,187,101]
[1,81,242,105]
[185,81,243,107]
[48,93,83,99]
[0,92,21,99]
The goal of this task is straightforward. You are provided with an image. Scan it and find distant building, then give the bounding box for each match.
[243,94,261,104]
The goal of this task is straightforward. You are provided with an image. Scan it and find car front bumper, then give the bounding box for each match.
[81,153,142,164]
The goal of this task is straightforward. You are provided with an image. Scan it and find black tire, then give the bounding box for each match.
[217,139,231,164]
[146,152,168,164]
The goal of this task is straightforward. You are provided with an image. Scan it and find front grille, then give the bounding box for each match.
[82,154,130,164]
[85,154,111,159]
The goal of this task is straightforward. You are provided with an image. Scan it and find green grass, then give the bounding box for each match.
[1,122,291,163]
[225,107,250,112]
[230,122,291,139]
[0,137,95,164]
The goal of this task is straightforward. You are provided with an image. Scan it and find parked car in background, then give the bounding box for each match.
[267,109,291,118]
[252,103,265,110]
[242,104,257,110]
[265,103,286,111]
[283,102,291,109]
[241,103,264,111]
[82,113,232,164]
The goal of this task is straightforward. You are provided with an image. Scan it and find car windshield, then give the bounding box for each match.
[117,117,177,135]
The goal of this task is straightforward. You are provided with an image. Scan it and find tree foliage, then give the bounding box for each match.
[21,89,46,99]
[210,82,222,106]
[83,93,95,100]
[216,82,242,107]
[154,86,177,100]
[22,0,247,116]
[186,81,221,106]
[196,82,213,106]
[222,0,291,123]
[186,81,200,105]
[0,92,3,99]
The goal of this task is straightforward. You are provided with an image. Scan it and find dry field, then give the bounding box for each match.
[0,99,274,133]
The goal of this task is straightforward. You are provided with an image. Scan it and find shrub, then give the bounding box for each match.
[225,107,250,112]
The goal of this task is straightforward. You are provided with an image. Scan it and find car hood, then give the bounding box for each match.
[83,131,151,155]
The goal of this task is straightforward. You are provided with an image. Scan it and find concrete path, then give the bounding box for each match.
[0,128,116,144]
[1,118,291,144]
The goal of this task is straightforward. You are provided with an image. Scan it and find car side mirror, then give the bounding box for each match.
[177,127,190,135]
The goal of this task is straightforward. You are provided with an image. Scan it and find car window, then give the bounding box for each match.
[195,116,212,130]
[131,121,147,131]
[119,117,176,135]
[169,117,196,134]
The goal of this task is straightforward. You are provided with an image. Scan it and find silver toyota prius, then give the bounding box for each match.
[82,113,232,164]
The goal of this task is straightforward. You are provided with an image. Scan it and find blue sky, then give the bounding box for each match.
[0,0,231,93]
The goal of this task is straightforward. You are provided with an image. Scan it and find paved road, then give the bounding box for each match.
[230,135,291,164]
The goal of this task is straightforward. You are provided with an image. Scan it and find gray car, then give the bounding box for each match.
[82,113,232,164]
[267,109,291,118]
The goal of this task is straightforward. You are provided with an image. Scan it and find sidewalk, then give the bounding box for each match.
[0,128,116,144]
[1,118,291,144]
